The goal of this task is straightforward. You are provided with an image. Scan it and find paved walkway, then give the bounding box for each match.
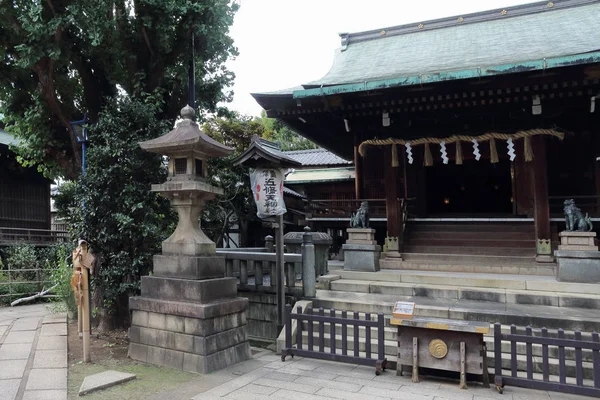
[185,350,588,400]
[0,304,67,400]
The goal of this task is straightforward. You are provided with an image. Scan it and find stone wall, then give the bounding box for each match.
[239,290,296,340]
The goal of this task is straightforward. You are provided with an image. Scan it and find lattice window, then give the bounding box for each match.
[175,158,187,175]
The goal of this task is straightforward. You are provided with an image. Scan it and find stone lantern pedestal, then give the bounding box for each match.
[128,106,251,373]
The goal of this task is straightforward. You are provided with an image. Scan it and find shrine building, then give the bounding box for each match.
[252,0,600,274]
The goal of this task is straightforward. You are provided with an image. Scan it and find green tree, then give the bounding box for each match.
[0,0,238,179]
[202,113,265,247]
[53,97,175,330]
[257,111,317,151]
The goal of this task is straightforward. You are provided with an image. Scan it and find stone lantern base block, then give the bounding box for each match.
[140,276,237,304]
[162,242,216,257]
[128,296,251,374]
[558,231,598,251]
[555,250,600,283]
[342,243,381,272]
[152,254,225,280]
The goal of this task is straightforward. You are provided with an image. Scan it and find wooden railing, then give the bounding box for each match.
[0,227,69,246]
[494,323,600,397]
[282,305,388,375]
[549,195,600,218]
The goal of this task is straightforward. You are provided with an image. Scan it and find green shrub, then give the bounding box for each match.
[3,243,38,281]
[46,244,76,314]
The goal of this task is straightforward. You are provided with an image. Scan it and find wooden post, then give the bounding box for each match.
[82,267,91,362]
[460,341,467,389]
[354,132,363,199]
[531,136,551,256]
[384,147,401,239]
[412,336,419,383]
[276,214,285,330]
[77,273,83,337]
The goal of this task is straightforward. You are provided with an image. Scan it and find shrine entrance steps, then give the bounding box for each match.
[308,269,600,383]
[381,220,553,275]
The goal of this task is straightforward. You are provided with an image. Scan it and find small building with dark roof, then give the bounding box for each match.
[0,129,52,244]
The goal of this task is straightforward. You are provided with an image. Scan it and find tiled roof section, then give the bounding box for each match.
[284,148,352,166]
[303,1,600,87]
[283,186,306,199]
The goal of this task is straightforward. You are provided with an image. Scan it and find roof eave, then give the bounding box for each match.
[293,50,600,99]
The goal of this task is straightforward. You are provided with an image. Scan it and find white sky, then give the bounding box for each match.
[226,0,540,117]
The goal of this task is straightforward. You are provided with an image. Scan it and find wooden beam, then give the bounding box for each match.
[354,132,364,199]
[531,135,551,245]
[384,147,401,238]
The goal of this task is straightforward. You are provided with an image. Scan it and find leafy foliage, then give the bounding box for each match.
[53,97,175,327]
[0,242,72,307]
[201,113,264,247]
[46,243,77,315]
[0,0,239,179]
[2,243,38,281]
[258,111,317,151]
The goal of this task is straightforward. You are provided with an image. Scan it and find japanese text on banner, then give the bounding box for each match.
[249,168,286,218]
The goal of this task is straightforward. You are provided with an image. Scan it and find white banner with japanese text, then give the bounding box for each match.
[249,168,286,218]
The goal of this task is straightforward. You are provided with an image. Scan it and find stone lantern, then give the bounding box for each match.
[128,105,251,373]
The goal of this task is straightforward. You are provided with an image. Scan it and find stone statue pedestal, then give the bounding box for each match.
[343,228,381,272]
[558,231,597,251]
[555,231,600,283]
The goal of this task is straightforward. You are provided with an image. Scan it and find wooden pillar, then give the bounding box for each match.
[384,147,401,238]
[354,132,363,199]
[531,135,551,257]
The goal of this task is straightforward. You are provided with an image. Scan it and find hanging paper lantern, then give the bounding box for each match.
[507,138,516,161]
[440,141,448,164]
[472,139,481,161]
[405,143,413,164]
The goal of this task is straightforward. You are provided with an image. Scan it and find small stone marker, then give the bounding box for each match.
[78,370,136,396]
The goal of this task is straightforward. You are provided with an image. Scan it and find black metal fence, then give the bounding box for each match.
[282,305,387,375]
[494,323,600,397]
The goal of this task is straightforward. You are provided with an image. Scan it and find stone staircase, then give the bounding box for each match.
[382,221,554,275]
[304,269,600,381]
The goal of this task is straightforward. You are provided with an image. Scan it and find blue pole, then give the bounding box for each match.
[81,141,87,176]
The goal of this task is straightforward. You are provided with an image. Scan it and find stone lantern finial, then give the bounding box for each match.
[181,105,195,121]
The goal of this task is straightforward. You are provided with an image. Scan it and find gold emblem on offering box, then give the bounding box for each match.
[393,301,415,319]
[429,339,448,359]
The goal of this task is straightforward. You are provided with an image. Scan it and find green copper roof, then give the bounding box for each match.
[271,1,600,99]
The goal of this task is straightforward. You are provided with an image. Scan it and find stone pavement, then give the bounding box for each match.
[0,304,67,400]
[186,349,589,400]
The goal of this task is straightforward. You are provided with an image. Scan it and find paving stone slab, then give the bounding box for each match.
[11,318,40,331]
[0,379,20,400]
[33,349,67,369]
[0,325,7,339]
[78,370,136,396]
[36,336,67,351]
[0,343,33,360]
[22,390,67,400]
[40,323,67,337]
[3,331,35,344]
[42,314,67,325]
[0,359,27,379]
[26,368,67,391]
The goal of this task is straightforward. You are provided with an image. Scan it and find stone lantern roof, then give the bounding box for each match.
[139,105,233,158]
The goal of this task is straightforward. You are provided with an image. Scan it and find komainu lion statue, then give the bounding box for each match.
[350,201,370,229]
[564,199,593,232]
